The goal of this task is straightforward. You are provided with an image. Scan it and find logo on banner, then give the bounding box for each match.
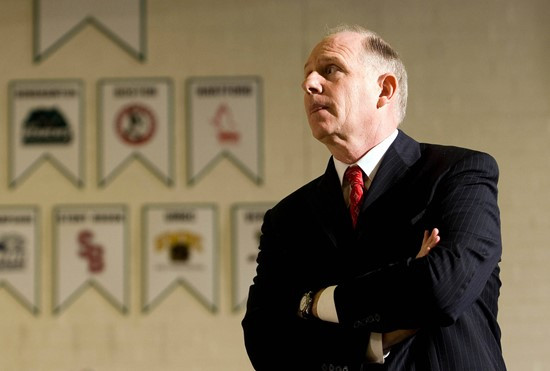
[78,230,105,273]
[212,103,240,144]
[115,104,156,145]
[0,234,26,270]
[22,108,72,144]
[155,230,203,266]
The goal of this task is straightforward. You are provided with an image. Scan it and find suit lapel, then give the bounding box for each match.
[362,130,421,210]
[307,158,352,247]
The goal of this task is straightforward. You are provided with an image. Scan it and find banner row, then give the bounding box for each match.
[8,76,263,188]
[0,202,273,316]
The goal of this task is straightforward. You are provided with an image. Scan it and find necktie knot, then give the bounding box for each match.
[344,165,364,228]
[345,165,364,189]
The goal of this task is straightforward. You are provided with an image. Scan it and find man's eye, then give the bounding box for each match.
[325,65,338,75]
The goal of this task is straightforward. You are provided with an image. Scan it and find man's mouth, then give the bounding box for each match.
[310,103,328,114]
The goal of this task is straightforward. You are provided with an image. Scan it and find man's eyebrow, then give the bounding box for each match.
[304,56,340,71]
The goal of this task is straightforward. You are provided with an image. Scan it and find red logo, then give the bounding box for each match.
[211,103,240,143]
[78,230,105,273]
[115,104,156,145]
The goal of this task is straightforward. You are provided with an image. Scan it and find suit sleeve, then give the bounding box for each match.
[242,208,372,370]
[334,151,502,331]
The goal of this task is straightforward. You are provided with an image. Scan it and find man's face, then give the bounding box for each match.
[302,32,381,146]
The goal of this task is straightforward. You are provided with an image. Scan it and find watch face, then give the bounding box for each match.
[300,293,311,313]
[300,295,308,312]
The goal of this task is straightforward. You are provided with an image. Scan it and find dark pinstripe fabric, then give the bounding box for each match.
[242,130,506,370]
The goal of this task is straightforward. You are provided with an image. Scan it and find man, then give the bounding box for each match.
[242,25,506,370]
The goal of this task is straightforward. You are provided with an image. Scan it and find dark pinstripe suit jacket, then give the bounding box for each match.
[242,130,506,370]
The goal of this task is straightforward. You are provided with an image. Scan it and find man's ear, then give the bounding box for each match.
[377,73,398,109]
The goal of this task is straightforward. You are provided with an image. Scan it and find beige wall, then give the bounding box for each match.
[0,0,548,370]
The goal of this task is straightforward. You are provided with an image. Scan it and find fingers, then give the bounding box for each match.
[417,228,441,259]
[383,328,419,351]
[429,228,440,247]
[422,230,429,244]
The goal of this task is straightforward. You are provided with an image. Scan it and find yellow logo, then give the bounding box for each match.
[155,231,202,262]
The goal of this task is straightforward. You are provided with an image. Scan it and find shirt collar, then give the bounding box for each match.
[334,129,398,186]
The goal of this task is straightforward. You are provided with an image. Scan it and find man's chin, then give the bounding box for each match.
[308,123,326,139]
[309,127,333,144]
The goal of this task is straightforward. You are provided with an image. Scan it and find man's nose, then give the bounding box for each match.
[302,72,323,94]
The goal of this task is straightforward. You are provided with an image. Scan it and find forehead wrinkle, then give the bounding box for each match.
[305,36,362,72]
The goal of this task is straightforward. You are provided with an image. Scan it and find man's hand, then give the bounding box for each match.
[383,229,440,352]
[382,329,419,352]
[416,228,440,258]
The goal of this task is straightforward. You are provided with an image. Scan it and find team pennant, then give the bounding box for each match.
[0,207,40,315]
[230,203,273,312]
[186,76,263,185]
[52,205,129,314]
[142,204,218,313]
[98,78,174,187]
[34,0,145,62]
[9,79,84,188]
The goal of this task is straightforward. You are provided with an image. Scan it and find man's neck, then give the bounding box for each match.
[328,129,398,164]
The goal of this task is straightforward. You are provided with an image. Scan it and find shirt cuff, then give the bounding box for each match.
[366,332,385,364]
[316,285,339,323]
[317,286,388,364]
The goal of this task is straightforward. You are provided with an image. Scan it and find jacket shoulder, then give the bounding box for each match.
[420,142,498,167]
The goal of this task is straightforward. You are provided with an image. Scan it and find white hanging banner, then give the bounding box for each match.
[186,76,263,185]
[98,78,174,187]
[231,203,272,312]
[142,204,218,313]
[0,207,40,315]
[53,205,128,315]
[34,0,146,62]
[9,79,84,188]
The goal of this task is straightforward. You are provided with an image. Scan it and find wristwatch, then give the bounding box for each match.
[298,291,315,319]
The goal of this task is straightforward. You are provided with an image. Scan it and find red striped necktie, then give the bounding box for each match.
[344,165,365,228]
